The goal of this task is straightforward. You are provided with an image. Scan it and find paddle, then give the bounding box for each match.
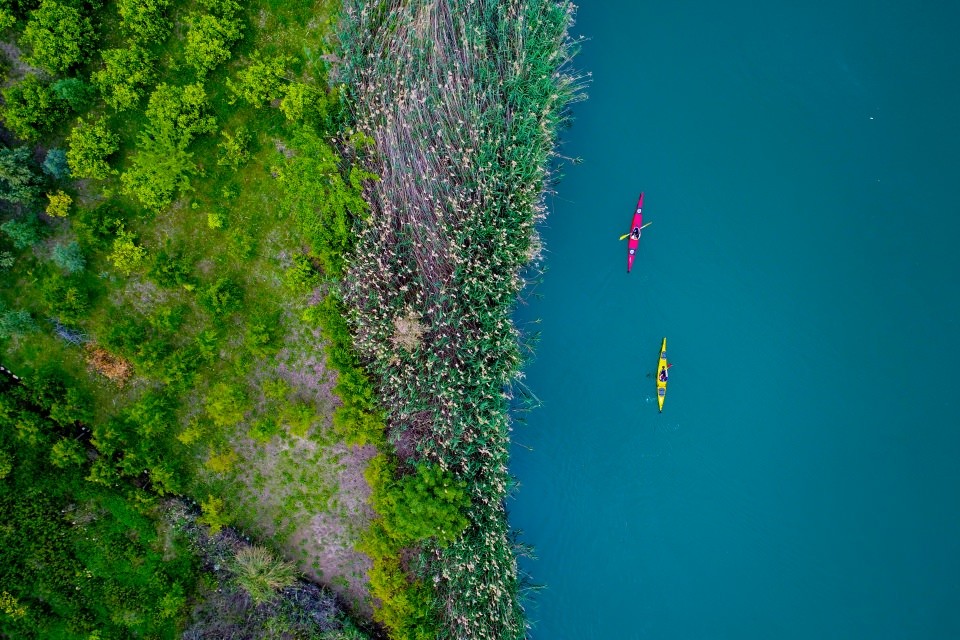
[618,221,653,240]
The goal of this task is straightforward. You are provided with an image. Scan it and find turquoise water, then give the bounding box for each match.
[509,2,960,638]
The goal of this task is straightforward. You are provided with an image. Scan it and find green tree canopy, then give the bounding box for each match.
[0,146,42,204]
[117,0,171,44]
[93,45,156,111]
[66,117,120,180]
[21,0,94,73]
[1,74,67,141]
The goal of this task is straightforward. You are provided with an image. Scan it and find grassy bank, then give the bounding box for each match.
[337,1,584,637]
[1,0,378,632]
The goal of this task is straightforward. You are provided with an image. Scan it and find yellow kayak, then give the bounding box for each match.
[656,337,668,412]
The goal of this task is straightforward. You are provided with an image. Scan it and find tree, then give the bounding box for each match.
[117,0,171,44]
[1,215,41,249]
[67,117,120,180]
[42,148,70,180]
[184,12,242,75]
[120,135,194,211]
[45,190,71,217]
[226,51,291,107]
[1,74,67,141]
[51,241,85,273]
[51,77,97,112]
[144,83,217,143]
[0,146,42,204]
[21,0,94,73]
[121,83,215,211]
[93,46,156,111]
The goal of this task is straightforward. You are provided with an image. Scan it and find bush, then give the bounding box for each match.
[0,251,14,270]
[51,77,97,112]
[51,241,85,273]
[1,74,67,141]
[45,190,71,217]
[227,51,291,107]
[40,272,88,324]
[73,202,125,247]
[49,438,85,467]
[197,494,232,534]
[67,117,120,180]
[108,228,147,275]
[21,0,94,73]
[93,45,156,111]
[42,148,70,180]
[0,308,35,339]
[149,247,193,288]
[1,215,42,249]
[0,146,42,204]
[198,277,242,318]
[216,126,250,168]
[204,382,248,427]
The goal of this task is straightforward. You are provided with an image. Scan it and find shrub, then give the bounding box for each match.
[184,12,243,75]
[372,461,471,546]
[42,148,70,180]
[49,438,85,468]
[204,448,237,473]
[216,126,250,168]
[40,273,88,324]
[51,77,96,112]
[279,82,329,125]
[198,277,242,318]
[149,248,193,288]
[67,117,120,180]
[1,74,67,141]
[117,0,171,44]
[198,494,232,534]
[1,215,42,249]
[0,308,35,339]
[230,546,297,605]
[45,190,71,217]
[51,241,85,273]
[0,251,14,269]
[93,45,155,111]
[73,202,125,247]
[226,51,291,107]
[204,382,248,427]
[108,228,147,275]
[21,0,94,73]
[0,146,41,204]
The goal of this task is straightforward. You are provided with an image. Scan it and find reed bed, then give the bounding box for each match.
[338,1,584,637]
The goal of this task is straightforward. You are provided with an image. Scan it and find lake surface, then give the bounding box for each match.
[509,2,960,638]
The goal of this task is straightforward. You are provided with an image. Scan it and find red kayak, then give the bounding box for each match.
[626,193,644,273]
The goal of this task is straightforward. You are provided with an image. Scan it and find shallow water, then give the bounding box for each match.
[509,2,960,638]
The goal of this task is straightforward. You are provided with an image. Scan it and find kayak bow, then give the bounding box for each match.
[626,193,644,273]
[656,337,668,412]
